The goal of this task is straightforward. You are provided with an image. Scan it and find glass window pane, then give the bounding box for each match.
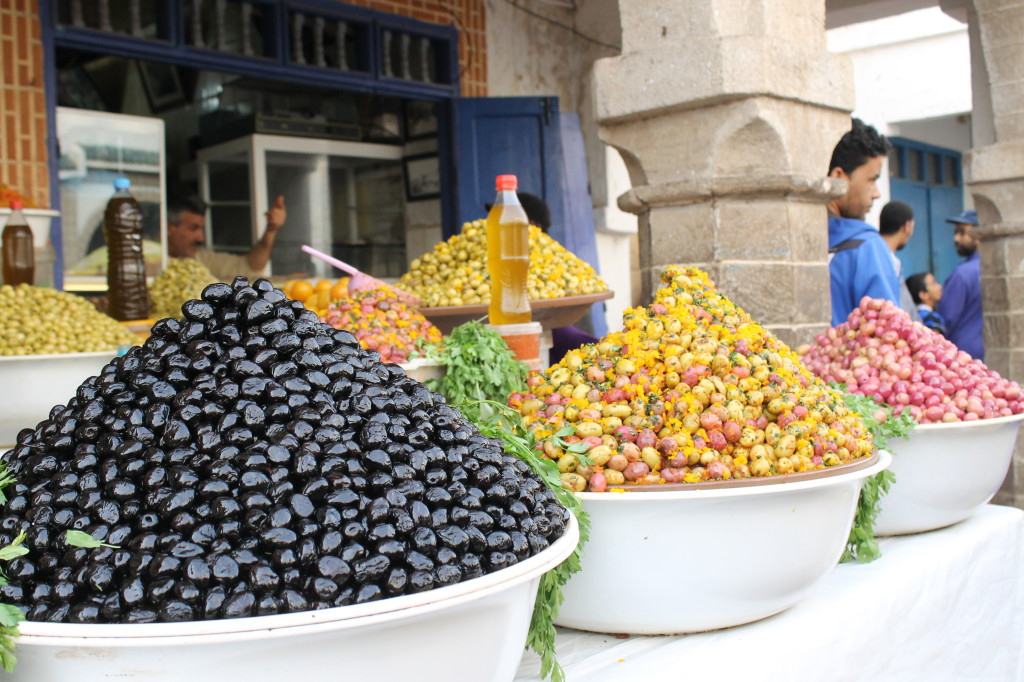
[907,150,922,183]
[889,147,903,179]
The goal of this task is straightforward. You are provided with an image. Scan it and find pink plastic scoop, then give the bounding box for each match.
[300,244,421,307]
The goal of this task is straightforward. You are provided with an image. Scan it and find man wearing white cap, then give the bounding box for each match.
[937,209,983,359]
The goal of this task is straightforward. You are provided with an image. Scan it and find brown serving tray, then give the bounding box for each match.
[420,290,614,335]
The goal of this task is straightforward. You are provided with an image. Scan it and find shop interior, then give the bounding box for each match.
[54,45,441,287]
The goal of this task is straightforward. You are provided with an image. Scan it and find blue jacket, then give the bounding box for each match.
[938,252,983,359]
[828,217,901,326]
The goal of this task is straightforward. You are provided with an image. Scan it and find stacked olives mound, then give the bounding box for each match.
[149,258,218,321]
[0,284,138,355]
[0,277,568,624]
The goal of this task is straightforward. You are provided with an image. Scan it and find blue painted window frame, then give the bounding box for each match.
[40,0,460,288]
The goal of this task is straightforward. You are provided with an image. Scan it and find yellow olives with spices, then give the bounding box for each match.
[511,265,874,491]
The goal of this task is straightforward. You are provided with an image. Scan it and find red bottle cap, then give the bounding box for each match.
[9,201,22,211]
[495,174,518,191]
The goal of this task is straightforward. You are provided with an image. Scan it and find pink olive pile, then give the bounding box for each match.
[801,298,1024,423]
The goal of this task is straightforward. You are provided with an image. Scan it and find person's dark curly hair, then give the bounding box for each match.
[829,117,893,175]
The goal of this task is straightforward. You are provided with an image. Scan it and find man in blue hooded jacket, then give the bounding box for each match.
[826,118,897,326]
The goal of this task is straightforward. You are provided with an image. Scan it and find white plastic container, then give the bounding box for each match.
[874,413,1024,536]
[0,350,118,447]
[400,357,446,384]
[555,452,891,635]
[9,514,579,682]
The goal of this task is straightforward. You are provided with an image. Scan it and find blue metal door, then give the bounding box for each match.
[889,138,964,287]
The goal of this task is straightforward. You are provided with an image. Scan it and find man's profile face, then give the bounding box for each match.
[833,155,884,220]
[897,219,915,251]
[953,222,978,257]
[167,210,205,258]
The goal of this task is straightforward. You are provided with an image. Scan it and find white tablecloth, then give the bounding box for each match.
[515,504,1024,682]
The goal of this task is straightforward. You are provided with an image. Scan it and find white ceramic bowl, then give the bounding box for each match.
[0,351,119,447]
[873,413,1024,536]
[9,514,578,682]
[399,358,446,384]
[555,452,891,635]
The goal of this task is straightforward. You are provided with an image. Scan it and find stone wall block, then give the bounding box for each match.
[1008,312,1024,347]
[983,312,1009,352]
[1009,348,1024,385]
[981,238,1008,275]
[716,262,795,327]
[788,202,830,261]
[647,205,716,266]
[986,348,1011,382]
[792,264,831,324]
[981,275,1009,313]
[715,200,791,260]
[1005,274,1024,311]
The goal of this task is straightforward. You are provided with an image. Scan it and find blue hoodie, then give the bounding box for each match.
[828,216,901,326]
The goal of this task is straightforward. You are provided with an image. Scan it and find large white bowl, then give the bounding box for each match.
[399,357,446,383]
[874,413,1024,536]
[555,452,891,635]
[9,514,578,681]
[0,351,119,447]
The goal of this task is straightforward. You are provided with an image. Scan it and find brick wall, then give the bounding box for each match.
[346,0,487,96]
[0,1,48,208]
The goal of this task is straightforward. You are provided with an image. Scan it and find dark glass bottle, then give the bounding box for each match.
[104,178,149,320]
[2,200,34,286]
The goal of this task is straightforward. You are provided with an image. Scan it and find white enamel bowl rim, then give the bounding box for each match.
[17,513,578,643]
[905,411,1024,431]
[0,350,119,363]
[576,450,891,502]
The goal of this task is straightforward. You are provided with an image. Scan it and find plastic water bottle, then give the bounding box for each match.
[104,177,148,321]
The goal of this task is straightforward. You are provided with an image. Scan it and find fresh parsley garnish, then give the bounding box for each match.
[833,385,915,563]
[467,401,589,682]
[66,530,119,550]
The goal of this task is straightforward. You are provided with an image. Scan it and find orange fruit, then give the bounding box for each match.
[290,280,314,302]
[315,279,332,293]
[329,281,348,301]
[282,280,295,297]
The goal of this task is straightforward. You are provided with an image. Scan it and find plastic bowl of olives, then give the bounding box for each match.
[873,413,1024,536]
[0,278,575,680]
[0,350,120,447]
[9,513,577,682]
[554,450,891,635]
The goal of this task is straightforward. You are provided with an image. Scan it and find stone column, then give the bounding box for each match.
[591,0,853,347]
[951,0,1024,506]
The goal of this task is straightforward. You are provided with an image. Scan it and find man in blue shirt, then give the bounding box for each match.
[826,118,898,326]
[937,209,984,359]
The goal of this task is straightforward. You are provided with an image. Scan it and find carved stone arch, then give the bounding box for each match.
[715,105,792,178]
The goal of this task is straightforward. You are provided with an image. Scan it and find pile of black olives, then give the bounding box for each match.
[0,278,568,624]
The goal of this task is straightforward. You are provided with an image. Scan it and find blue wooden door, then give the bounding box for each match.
[451,97,564,235]
[889,138,964,287]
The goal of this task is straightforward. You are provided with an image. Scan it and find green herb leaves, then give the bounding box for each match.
[426,321,528,424]
[457,400,590,682]
[66,530,120,550]
[0,530,26,672]
[834,385,914,563]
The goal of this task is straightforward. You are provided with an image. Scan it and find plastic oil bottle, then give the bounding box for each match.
[2,200,34,286]
[104,177,149,321]
[486,174,531,325]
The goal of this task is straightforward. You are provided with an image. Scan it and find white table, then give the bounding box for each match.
[515,504,1024,682]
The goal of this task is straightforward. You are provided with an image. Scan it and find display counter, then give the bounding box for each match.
[515,504,1024,682]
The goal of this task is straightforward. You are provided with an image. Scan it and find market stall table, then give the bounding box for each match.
[515,504,1024,682]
